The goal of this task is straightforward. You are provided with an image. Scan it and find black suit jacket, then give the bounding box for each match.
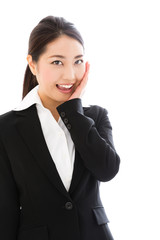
[0,98,120,240]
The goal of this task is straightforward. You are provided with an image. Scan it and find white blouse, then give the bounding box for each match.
[13,85,75,191]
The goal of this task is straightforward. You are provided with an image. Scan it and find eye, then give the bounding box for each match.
[52,60,63,65]
[75,59,84,65]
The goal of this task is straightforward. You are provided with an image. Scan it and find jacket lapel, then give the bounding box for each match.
[68,150,85,194]
[14,104,89,198]
[14,105,71,199]
[68,107,89,194]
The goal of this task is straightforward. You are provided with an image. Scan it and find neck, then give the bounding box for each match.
[42,100,62,122]
[38,92,63,122]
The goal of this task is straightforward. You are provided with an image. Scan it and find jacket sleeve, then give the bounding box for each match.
[57,98,120,182]
[0,139,20,239]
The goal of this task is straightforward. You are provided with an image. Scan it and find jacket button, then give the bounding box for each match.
[67,124,71,130]
[60,112,65,118]
[65,202,73,210]
[64,118,68,124]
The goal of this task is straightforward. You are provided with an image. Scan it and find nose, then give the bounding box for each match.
[63,66,75,82]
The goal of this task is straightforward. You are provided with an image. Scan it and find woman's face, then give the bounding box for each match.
[28,35,85,108]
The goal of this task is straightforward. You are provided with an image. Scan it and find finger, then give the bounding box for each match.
[84,61,90,79]
[68,62,90,100]
[81,62,90,87]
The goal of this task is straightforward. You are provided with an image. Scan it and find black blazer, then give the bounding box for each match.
[0,98,120,240]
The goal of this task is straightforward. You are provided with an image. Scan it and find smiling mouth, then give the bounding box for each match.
[56,84,74,93]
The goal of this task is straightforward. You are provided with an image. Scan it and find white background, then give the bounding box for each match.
[0,1,160,239]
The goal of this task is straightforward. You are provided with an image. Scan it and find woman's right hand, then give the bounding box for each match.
[68,62,90,100]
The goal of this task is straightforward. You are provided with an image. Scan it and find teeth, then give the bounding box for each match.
[58,84,73,89]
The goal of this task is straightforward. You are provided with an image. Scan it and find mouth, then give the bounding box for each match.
[56,84,74,93]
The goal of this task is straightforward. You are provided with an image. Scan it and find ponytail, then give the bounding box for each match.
[22,65,38,99]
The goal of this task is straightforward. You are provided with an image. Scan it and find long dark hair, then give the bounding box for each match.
[22,16,84,99]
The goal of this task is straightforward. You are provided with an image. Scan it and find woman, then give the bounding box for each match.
[0,16,120,240]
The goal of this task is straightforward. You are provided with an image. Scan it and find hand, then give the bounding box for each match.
[68,62,90,100]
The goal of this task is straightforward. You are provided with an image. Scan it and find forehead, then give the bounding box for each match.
[44,35,84,56]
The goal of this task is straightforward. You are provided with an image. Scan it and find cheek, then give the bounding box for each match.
[38,67,58,85]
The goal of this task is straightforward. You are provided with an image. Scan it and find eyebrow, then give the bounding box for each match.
[48,54,83,59]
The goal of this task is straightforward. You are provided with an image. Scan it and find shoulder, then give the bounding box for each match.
[0,110,15,125]
[0,110,17,138]
[0,111,13,142]
[0,104,36,124]
[83,104,108,116]
[83,104,108,123]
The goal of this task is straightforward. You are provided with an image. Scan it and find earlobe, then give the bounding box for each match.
[27,55,37,76]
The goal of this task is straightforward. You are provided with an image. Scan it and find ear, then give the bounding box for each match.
[27,55,37,76]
